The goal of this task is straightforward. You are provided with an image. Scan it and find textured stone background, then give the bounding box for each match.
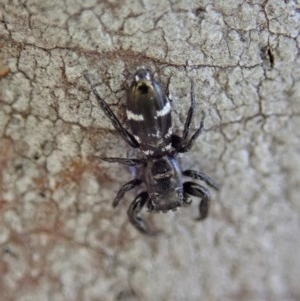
[0,1,300,300]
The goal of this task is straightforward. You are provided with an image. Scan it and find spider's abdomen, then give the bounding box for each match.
[127,68,172,157]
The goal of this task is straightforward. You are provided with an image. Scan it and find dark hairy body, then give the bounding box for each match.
[85,68,219,235]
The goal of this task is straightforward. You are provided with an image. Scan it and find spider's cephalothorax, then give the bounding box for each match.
[85,68,219,235]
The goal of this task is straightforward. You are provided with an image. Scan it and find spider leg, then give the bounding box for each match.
[113,179,143,207]
[100,157,146,166]
[172,80,205,152]
[127,192,160,235]
[182,80,196,142]
[183,169,220,190]
[84,73,139,148]
[182,192,192,206]
[183,181,211,220]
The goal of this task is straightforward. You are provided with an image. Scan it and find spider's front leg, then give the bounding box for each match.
[183,169,220,191]
[98,156,145,206]
[183,181,211,220]
[113,178,143,207]
[84,73,139,148]
[172,80,205,153]
[127,192,160,235]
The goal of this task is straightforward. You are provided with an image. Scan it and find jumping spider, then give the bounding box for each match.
[85,68,219,235]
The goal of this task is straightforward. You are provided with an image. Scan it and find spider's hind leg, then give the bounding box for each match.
[172,81,205,153]
[84,73,139,148]
[100,157,146,166]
